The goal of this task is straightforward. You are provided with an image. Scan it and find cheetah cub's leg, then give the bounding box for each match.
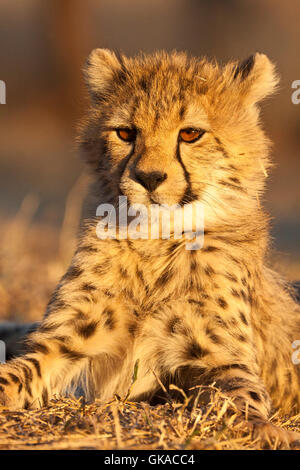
[0,260,135,409]
[135,300,300,446]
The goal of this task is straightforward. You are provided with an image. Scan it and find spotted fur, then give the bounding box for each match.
[1,49,300,445]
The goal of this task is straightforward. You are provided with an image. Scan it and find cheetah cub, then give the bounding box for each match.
[1,49,300,445]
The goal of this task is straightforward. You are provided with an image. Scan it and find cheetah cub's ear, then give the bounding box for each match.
[230,53,280,106]
[83,48,122,101]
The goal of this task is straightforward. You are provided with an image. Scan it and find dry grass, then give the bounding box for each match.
[1,191,300,450]
[1,391,300,450]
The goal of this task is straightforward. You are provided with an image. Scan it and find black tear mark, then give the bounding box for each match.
[176,143,198,205]
[117,145,136,196]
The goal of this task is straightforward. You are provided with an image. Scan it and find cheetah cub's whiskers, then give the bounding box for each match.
[1,49,300,447]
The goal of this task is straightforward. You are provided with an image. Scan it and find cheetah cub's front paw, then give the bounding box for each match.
[238,419,300,449]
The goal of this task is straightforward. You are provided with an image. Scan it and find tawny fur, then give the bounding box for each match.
[1,49,300,444]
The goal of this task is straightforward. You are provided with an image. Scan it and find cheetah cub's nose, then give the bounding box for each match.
[135,170,167,192]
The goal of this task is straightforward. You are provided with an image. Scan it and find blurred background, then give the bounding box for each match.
[0,0,299,322]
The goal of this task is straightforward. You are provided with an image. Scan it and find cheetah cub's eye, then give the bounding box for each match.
[116,128,137,143]
[179,128,206,143]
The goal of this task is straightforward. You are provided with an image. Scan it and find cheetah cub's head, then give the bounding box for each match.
[79,50,279,224]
